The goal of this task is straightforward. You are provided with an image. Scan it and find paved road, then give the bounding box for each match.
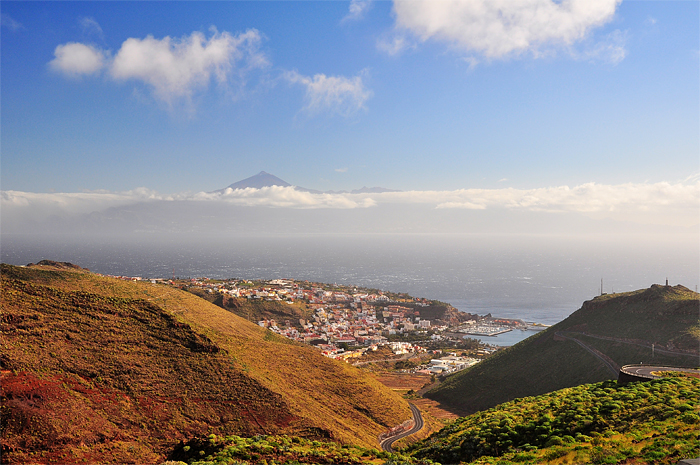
[620,365,700,380]
[380,403,424,453]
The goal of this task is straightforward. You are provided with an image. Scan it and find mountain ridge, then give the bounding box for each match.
[212,171,400,194]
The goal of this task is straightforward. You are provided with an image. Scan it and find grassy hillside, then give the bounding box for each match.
[410,375,699,465]
[157,377,700,465]
[1,264,411,464]
[168,434,435,465]
[426,284,699,415]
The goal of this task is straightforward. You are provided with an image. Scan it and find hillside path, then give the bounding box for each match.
[380,403,424,453]
[555,331,619,377]
[561,331,699,358]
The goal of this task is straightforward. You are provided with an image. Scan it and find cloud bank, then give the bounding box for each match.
[3,181,698,228]
[196,186,377,209]
[388,0,622,59]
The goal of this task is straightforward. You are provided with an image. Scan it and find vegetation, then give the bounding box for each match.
[1,264,412,464]
[4,264,697,465]
[410,376,700,464]
[168,434,436,465]
[395,360,419,371]
[186,288,314,326]
[426,284,699,414]
[2,274,295,464]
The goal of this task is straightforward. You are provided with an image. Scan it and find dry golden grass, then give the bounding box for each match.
[374,373,432,391]
[3,264,412,449]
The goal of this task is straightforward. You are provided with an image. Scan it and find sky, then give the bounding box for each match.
[1,0,699,236]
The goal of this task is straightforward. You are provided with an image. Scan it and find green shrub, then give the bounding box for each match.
[511,452,537,462]
[542,447,567,460]
[544,436,563,447]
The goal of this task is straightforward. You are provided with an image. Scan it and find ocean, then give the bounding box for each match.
[2,232,698,331]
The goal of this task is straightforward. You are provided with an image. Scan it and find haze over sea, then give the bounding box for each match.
[3,0,699,349]
[3,232,697,330]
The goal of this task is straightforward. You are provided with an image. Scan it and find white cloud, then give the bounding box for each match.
[79,17,104,39]
[1,13,24,31]
[285,69,372,117]
[376,34,415,56]
[110,28,267,104]
[50,28,267,105]
[578,29,628,64]
[49,42,107,77]
[683,173,700,183]
[391,0,622,59]
[335,168,349,173]
[344,0,372,21]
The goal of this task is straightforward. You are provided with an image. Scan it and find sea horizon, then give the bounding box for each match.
[3,232,697,330]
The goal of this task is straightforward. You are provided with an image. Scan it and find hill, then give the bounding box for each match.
[425,284,699,415]
[409,375,699,464]
[0,264,411,464]
[220,171,291,191]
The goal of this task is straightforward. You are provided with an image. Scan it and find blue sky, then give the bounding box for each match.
[1,0,699,235]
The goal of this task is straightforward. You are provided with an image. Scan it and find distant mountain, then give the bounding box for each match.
[426,284,700,415]
[214,172,400,194]
[218,171,291,191]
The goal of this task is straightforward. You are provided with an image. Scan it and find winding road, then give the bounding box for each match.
[619,365,700,380]
[380,403,424,453]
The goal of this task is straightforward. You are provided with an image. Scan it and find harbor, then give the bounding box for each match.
[451,318,552,346]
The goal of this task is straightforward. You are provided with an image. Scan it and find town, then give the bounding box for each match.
[105,273,546,375]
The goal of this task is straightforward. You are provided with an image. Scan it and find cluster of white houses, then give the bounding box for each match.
[258,301,449,361]
[422,354,481,374]
[104,275,501,370]
[153,276,452,361]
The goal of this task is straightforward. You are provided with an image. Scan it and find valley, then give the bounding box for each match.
[1,261,698,465]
